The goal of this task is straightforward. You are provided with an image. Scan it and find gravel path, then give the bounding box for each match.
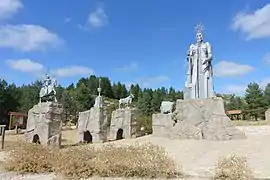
[0,125,269,180]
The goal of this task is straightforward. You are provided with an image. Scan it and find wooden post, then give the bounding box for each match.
[9,114,12,130]
[0,125,6,150]
[15,125,18,134]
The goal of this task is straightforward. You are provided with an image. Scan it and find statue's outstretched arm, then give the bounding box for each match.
[205,42,212,62]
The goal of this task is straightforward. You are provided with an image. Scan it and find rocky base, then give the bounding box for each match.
[109,108,138,141]
[152,97,246,140]
[25,102,63,148]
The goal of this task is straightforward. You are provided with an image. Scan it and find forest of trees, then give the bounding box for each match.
[0,75,270,130]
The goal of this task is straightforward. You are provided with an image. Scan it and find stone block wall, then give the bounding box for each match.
[25,102,63,148]
[109,108,138,141]
[77,107,107,143]
[152,113,173,138]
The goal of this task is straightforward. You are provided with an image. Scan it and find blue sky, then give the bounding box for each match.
[0,0,270,95]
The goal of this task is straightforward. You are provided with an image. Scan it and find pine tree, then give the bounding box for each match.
[137,90,152,116]
[151,90,163,113]
[245,82,267,120]
[226,94,245,110]
[264,83,270,107]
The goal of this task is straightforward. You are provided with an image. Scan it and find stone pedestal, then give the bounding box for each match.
[77,107,107,143]
[109,108,138,141]
[152,114,173,138]
[265,109,270,121]
[152,97,246,140]
[25,102,63,148]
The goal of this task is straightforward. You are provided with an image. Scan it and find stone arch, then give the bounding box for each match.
[83,131,93,143]
[116,128,124,140]
[32,134,41,144]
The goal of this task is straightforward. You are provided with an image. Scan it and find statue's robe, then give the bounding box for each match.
[186,41,215,99]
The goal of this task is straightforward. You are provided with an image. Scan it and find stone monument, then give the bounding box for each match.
[25,74,63,148]
[109,91,138,140]
[77,78,108,143]
[152,24,246,140]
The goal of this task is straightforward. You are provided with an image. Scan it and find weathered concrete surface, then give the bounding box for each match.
[109,108,138,140]
[25,102,63,148]
[77,107,107,143]
[152,113,173,138]
[265,109,270,121]
[153,97,246,140]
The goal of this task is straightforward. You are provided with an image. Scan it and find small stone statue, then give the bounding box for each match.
[94,78,104,108]
[160,101,174,114]
[184,23,215,99]
[39,73,57,102]
[119,93,134,109]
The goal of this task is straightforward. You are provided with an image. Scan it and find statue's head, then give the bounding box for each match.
[196,32,203,43]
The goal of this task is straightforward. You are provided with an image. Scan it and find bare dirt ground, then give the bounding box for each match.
[0,125,270,180]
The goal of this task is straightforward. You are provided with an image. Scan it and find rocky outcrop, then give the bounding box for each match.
[152,97,246,140]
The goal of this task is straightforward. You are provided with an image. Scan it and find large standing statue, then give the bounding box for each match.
[39,74,58,102]
[184,24,215,100]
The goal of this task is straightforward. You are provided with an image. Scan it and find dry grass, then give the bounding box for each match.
[213,154,253,180]
[3,142,55,173]
[232,120,270,126]
[3,141,181,179]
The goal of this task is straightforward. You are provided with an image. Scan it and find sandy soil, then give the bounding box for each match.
[0,125,270,180]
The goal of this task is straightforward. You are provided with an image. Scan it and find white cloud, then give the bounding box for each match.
[224,85,247,94]
[51,66,94,78]
[6,59,43,73]
[232,3,270,40]
[88,7,108,28]
[64,17,71,23]
[0,0,22,20]
[260,77,270,89]
[262,52,270,63]
[222,77,270,94]
[0,24,64,52]
[214,61,254,77]
[114,62,139,72]
[135,75,170,88]
[6,59,94,78]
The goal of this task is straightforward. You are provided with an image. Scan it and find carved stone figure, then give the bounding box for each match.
[94,78,104,108]
[184,24,215,99]
[160,101,174,114]
[119,94,134,109]
[39,74,57,102]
